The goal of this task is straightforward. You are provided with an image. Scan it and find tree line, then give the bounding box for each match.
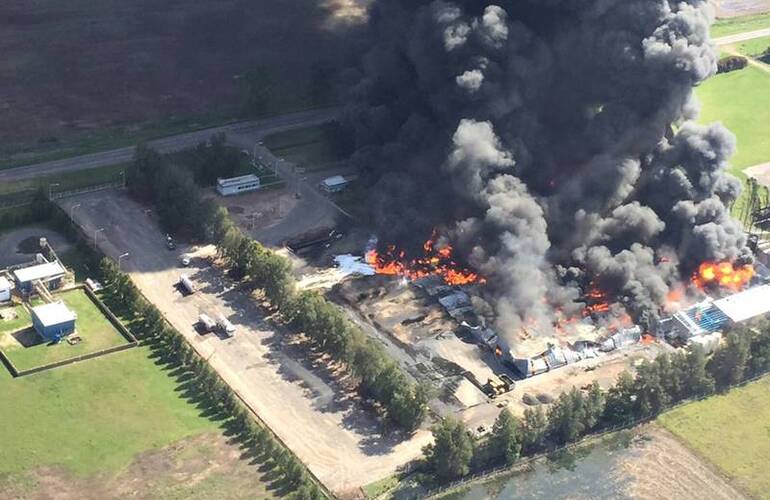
[424,322,770,485]
[126,144,429,431]
[98,258,327,500]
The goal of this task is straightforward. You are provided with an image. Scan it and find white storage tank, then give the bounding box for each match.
[0,276,11,302]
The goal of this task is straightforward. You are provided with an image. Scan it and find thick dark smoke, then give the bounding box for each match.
[342,0,752,345]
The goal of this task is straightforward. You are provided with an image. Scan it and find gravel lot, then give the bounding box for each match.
[59,190,431,497]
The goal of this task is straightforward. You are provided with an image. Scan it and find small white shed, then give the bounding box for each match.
[0,276,11,302]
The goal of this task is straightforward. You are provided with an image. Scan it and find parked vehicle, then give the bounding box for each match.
[179,274,196,294]
[180,254,191,267]
[216,314,236,338]
[198,313,216,332]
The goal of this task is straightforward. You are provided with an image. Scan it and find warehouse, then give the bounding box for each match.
[31,301,77,342]
[12,261,66,295]
[216,174,261,196]
[0,276,11,302]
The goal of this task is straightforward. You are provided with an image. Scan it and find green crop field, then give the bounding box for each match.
[0,288,129,371]
[659,376,770,499]
[735,35,770,57]
[696,65,770,173]
[712,12,770,39]
[0,346,218,477]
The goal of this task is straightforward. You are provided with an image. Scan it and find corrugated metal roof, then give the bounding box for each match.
[13,261,66,283]
[31,301,76,327]
[217,174,260,187]
[713,285,770,323]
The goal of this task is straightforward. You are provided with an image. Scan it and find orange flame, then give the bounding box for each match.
[692,261,754,291]
[365,232,486,286]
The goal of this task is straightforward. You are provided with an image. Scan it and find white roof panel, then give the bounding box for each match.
[32,301,76,327]
[322,175,347,186]
[0,276,10,290]
[217,174,260,187]
[713,285,770,323]
[13,261,66,283]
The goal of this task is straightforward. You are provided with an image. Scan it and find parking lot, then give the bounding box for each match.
[58,190,430,496]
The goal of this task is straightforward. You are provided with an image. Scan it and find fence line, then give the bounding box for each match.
[420,371,770,499]
[50,181,123,200]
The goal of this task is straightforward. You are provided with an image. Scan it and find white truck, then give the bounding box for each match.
[197,313,217,333]
[216,314,236,338]
[179,274,196,294]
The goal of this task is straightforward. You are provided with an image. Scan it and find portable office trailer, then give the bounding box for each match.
[179,274,196,294]
[216,175,261,196]
[0,276,11,302]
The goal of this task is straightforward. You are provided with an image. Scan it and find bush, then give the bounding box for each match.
[717,55,748,74]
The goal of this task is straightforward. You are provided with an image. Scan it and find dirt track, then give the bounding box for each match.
[59,190,431,497]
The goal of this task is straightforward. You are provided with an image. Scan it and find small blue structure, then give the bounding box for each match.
[31,302,76,342]
[13,261,66,295]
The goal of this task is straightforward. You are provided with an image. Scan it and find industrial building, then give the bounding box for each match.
[320,175,352,193]
[12,261,66,295]
[658,284,770,352]
[0,276,11,302]
[31,301,77,342]
[216,174,261,196]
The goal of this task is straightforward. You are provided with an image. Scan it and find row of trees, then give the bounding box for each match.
[98,258,326,500]
[216,223,431,430]
[125,144,429,431]
[425,322,770,484]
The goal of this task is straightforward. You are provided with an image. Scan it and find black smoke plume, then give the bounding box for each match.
[341,0,751,346]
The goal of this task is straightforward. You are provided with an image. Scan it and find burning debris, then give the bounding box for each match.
[692,261,755,291]
[365,232,486,286]
[343,0,755,352]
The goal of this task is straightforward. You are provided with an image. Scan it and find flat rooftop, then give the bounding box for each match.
[0,276,10,290]
[713,285,770,323]
[13,261,66,283]
[217,174,260,187]
[31,301,77,327]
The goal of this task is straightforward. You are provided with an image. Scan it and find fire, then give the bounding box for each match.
[365,232,486,286]
[692,261,754,291]
[582,283,611,318]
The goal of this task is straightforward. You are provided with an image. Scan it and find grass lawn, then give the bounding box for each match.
[0,305,31,336]
[0,345,218,477]
[712,12,770,38]
[263,125,346,170]
[658,376,770,499]
[696,66,770,173]
[735,35,770,57]
[1,288,129,371]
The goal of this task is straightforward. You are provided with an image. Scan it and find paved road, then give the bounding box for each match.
[714,27,770,46]
[0,108,338,183]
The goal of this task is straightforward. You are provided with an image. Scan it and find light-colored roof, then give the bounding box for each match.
[713,285,770,323]
[0,276,10,290]
[217,174,260,187]
[322,175,348,187]
[13,261,66,283]
[31,301,76,327]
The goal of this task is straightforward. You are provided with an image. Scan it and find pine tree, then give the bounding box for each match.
[490,409,521,465]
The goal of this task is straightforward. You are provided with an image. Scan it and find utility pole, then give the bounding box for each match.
[94,227,105,244]
[48,182,60,200]
[118,252,130,270]
[70,203,81,220]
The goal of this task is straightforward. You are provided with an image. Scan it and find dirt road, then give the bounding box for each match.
[714,27,770,46]
[59,190,431,497]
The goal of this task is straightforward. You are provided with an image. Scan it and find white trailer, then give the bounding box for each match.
[198,313,216,332]
[179,274,196,294]
[216,314,236,338]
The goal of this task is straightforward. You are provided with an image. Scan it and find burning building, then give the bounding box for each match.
[342,0,754,360]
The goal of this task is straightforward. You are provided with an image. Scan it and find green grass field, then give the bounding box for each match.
[659,376,770,499]
[0,305,31,337]
[0,346,218,477]
[712,12,770,39]
[1,288,129,371]
[263,125,345,170]
[735,35,770,57]
[696,65,770,173]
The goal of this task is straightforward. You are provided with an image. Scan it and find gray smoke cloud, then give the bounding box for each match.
[343,0,750,345]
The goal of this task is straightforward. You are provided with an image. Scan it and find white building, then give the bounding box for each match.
[320,175,352,193]
[216,174,261,196]
[0,276,11,302]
